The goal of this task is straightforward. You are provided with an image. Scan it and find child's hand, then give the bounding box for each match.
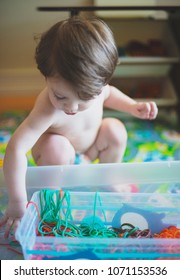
[0,201,27,238]
[131,101,158,120]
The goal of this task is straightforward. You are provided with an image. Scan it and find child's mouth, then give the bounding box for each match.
[65,112,77,115]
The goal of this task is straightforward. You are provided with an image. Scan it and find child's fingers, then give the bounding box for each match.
[4,217,14,239]
[13,219,21,236]
[149,101,158,119]
[137,102,151,118]
[0,214,8,227]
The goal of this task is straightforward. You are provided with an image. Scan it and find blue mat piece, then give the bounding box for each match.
[0,111,180,259]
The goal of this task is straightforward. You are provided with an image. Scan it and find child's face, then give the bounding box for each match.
[46,77,98,115]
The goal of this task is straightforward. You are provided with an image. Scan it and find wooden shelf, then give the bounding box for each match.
[119,56,180,64]
[110,77,178,107]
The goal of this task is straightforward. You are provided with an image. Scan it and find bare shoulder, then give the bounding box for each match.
[102,84,111,101]
[7,88,58,150]
[22,88,57,130]
[33,87,54,113]
[31,88,55,115]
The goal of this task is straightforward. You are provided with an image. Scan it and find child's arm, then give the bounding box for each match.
[104,85,158,120]
[0,90,55,238]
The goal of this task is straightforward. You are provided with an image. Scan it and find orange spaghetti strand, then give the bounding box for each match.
[26,201,41,220]
[153,226,180,238]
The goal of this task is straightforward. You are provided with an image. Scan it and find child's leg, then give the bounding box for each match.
[32,134,75,165]
[85,118,128,192]
[85,118,127,163]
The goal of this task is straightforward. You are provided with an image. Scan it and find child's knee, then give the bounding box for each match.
[34,135,75,165]
[105,118,127,147]
[49,137,75,165]
[53,137,75,165]
[96,118,127,163]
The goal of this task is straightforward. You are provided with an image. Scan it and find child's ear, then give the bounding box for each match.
[117,58,121,65]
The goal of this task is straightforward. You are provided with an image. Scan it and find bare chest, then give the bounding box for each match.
[47,101,103,152]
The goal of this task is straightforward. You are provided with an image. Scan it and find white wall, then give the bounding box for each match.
[0,0,93,95]
[0,0,177,96]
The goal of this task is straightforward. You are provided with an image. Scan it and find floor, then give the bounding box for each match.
[0,109,180,259]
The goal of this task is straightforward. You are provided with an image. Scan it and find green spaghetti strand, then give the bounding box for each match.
[28,189,153,239]
[37,189,118,238]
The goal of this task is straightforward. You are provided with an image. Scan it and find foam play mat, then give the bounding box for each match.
[0,110,180,259]
[0,110,180,167]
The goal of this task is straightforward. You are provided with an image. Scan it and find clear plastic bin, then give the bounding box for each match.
[16,190,180,260]
[14,161,180,260]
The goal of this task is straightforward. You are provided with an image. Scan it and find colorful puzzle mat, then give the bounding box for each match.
[0,110,180,259]
[1,110,180,167]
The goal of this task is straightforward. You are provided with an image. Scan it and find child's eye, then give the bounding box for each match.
[54,94,66,100]
[78,92,98,101]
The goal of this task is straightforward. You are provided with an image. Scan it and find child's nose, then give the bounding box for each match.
[66,101,79,112]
